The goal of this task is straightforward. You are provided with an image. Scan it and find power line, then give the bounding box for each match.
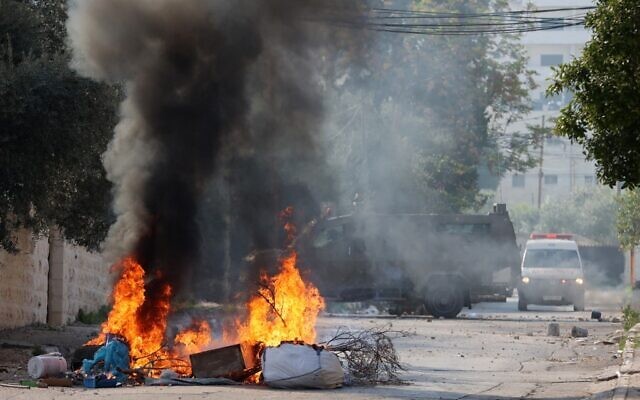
[367,6,595,17]
[319,6,593,36]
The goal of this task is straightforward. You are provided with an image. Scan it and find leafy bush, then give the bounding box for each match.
[623,305,640,332]
[77,305,109,325]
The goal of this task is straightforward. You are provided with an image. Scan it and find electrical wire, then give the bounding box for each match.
[315,6,594,36]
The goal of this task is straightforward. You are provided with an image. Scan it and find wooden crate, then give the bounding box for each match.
[190,342,257,379]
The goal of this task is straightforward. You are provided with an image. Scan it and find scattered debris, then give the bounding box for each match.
[27,353,67,379]
[39,377,73,387]
[190,342,258,381]
[70,345,101,370]
[612,317,621,323]
[570,327,588,338]
[145,376,238,386]
[547,323,560,337]
[83,374,121,388]
[159,369,179,380]
[0,383,31,389]
[591,311,602,321]
[323,325,409,385]
[82,336,129,383]
[599,330,624,345]
[596,368,620,382]
[262,343,344,389]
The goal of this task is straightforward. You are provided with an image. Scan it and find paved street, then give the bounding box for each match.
[0,296,625,400]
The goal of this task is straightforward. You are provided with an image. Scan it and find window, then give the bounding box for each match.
[524,249,580,269]
[540,54,563,66]
[584,175,594,185]
[512,174,525,188]
[544,174,558,185]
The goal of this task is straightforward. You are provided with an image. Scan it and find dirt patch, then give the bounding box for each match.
[0,324,100,382]
[0,348,32,381]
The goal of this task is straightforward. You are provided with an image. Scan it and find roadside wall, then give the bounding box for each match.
[0,229,112,329]
[60,240,112,325]
[0,229,50,328]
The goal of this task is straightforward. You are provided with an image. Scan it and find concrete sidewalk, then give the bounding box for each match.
[614,323,640,400]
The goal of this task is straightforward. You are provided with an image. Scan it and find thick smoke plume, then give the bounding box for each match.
[67,0,349,302]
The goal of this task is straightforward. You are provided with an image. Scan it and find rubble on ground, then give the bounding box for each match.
[548,323,560,337]
[0,325,404,391]
[571,327,589,338]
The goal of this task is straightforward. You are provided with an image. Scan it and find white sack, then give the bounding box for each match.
[262,343,344,389]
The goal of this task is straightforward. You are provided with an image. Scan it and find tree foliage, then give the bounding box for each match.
[616,190,640,250]
[548,0,640,188]
[0,0,118,251]
[324,0,535,213]
[509,187,618,244]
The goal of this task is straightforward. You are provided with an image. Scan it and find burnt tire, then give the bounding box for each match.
[518,295,527,311]
[425,282,464,319]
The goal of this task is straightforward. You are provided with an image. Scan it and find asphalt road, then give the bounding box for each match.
[0,296,625,400]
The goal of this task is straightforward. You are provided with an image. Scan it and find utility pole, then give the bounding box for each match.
[631,247,636,288]
[537,115,545,209]
[569,142,574,193]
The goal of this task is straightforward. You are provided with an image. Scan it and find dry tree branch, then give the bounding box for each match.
[321,324,412,385]
[133,345,166,361]
[256,281,288,327]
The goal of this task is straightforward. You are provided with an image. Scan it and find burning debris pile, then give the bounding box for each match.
[73,210,405,389]
[85,257,212,377]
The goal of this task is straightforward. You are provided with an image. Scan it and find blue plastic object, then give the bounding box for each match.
[83,375,119,388]
[82,336,130,383]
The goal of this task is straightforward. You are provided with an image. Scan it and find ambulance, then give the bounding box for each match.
[518,233,585,311]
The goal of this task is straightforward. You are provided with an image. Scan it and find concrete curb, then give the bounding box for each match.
[612,323,640,400]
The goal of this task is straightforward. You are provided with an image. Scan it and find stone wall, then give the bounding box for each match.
[0,229,113,329]
[60,240,113,325]
[0,229,50,328]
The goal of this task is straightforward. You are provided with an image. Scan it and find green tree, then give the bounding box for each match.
[509,187,618,244]
[617,190,640,250]
[509,203,540,236]
[324,0,536,213]
[0,0,118,250]
[548,0,640,188]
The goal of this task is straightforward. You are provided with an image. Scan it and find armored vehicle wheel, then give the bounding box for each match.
[518,296,527,311]
[425,282,464,318]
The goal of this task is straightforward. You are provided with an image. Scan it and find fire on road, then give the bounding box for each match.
[0,300,623,400]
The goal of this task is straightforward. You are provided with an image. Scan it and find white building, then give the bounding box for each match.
[496,0,599,207]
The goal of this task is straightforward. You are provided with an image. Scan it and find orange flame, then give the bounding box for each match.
[174,320,212,356]
[237,251,324,346]
[87,257,211,375]
[89,208,321,379]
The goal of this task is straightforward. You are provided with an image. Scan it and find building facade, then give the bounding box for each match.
[496,0,599,207]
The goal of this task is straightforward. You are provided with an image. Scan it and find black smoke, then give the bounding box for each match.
[67,0,360,304]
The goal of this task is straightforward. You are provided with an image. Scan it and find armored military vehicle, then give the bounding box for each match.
[299,203,520,318]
